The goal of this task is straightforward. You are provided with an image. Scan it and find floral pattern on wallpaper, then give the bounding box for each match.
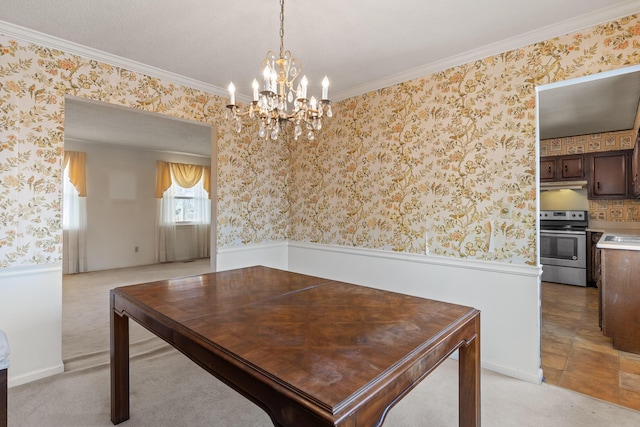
[0,36,289,268]
[1,14,640,269]
[289,15,640,265]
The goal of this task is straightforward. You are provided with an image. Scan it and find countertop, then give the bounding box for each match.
[596,229,640,251]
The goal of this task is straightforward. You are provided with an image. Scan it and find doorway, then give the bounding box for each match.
[61,97,218,367]
[536,65,640,409]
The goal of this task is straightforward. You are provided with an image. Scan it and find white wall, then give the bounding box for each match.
[217,242,289,272]
[0,265,64,387]
[65,140,211,271]
[218,242,543,383]
[5,241,540,387]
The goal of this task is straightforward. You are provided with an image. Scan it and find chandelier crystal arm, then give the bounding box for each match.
[226,0,332,141]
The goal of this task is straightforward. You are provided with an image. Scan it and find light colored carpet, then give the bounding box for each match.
[8,260,640,426]
[61,259,212,372]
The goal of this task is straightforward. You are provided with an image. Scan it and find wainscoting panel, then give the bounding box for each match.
[0,264,64,387]
[288,242,544,383]
[216,242,289,272]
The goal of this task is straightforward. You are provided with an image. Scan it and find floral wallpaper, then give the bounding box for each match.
[0,36,289,268]
[290,14,640,264]
[1,14,640,269]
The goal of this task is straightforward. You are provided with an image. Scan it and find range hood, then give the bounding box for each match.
[540,180,588,191]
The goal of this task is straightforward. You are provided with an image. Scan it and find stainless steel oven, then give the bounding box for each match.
[540,210,587,287]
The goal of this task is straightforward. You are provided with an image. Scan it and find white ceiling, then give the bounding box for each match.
[2,0,639,101]
[64,98,213,156]
[2,0,640,153]
[538,68,640,140]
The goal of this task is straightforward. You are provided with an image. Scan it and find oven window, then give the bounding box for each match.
[540,234,578,260]
[556,237,577,259]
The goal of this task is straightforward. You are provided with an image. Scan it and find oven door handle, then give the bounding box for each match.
[540,230,586,235]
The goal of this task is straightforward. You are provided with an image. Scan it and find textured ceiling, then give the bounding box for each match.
[64,98,213,156]
[2,0,639,101]
[2,1,640,153]
[539,69,640,140]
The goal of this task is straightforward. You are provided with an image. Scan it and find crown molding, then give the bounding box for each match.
[0,20,231,99]
[2,1,640,103]
[333,2,640,101]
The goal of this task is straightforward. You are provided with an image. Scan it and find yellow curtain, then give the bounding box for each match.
[155,161,211,199]
[63,151,87,197]
[155,161,172,198]
[171,163,203,188]
[203,166,211,198]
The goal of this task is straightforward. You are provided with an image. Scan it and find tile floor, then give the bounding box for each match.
[541,281,640,411]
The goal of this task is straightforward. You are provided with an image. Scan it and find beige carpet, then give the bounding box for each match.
[61,259,213,372]
[8,260,640,426]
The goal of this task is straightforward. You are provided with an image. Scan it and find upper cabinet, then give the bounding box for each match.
[588,150,631,199]
[542,150,636,199]
[540,154,585,182]
[559,155,585,180]
[540,157,557,181]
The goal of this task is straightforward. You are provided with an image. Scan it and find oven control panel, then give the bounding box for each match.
[540,210,586,221]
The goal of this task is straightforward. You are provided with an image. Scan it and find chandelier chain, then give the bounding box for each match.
[279,0,285,58]
[226,0,332,141]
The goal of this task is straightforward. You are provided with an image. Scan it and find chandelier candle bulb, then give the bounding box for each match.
[271,70,278,95]
[301,75,308,99]
[322,76,329,100]
[310,96,317,111]
[263,66,271,92]
[228,82,235,105]
[252,79,259,102]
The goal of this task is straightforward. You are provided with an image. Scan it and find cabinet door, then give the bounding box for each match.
[601,249,640,352]
[540,157,556,181]
[559,155,584,180]
[633,133,640,197]
[588,151,629,199]
[587,231,602,286]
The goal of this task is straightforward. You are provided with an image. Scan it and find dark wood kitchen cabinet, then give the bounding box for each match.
[558,155,585,180]
[600,248,640,353]
[633,132,640,197]
[588,150,631,199]
[540,157,557,181]
[540,154,585,182]
[587,231,602,287]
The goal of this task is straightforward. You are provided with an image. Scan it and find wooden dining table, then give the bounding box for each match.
[110,266,480,426]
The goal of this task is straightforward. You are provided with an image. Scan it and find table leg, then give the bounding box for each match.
[110,298,130,424]
[1,368,7,427]
[458,318,480,427]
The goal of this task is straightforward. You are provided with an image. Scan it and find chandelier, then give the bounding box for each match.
[226,0,332,141]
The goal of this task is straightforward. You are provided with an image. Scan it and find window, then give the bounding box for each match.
[155,160,211,262]
[170,176,209,224]
[174,184,197,223]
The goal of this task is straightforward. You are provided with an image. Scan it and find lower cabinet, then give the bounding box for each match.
[587,231,602,287]
[600,248,640,353]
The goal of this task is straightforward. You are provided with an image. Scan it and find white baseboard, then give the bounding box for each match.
[8,364,65,388]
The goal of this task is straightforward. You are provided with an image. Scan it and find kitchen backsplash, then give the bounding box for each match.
[540,128,640,223]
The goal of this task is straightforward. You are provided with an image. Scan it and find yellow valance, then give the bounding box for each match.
[63,151,87,197]
[155,161,211,198]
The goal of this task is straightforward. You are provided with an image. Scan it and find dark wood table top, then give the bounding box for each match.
[111,265,480,426]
